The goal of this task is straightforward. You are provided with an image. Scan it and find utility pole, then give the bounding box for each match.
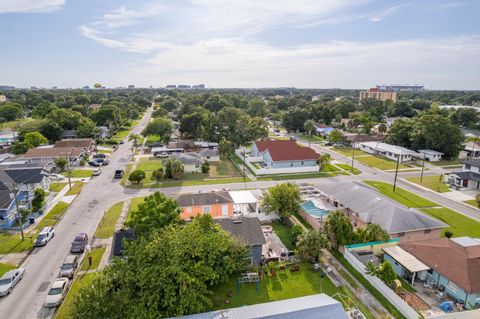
[64,153,72,190]
[351,141,356,173]
[11,184,24,241]
[243,147,247,190]
[393,151,401,192]
[420,153,426,182]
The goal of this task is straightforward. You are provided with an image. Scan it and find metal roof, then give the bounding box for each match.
[228,191,257,204]
[383,246,430,273]
[359,142,418,156]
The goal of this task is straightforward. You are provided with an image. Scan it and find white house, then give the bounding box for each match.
[417,149,443,162]
[446,158,480,189]
[358,142,418,163]
[463,141,480,158]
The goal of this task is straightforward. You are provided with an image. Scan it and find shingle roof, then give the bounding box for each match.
[170,153,204,165]
[461,158,480,168]
[54,139,93,149]
[112,229,135,257]
[345,134,387,143]
[400,237,480,293]
[24,147,82,158]
[176,192,233,207]
[0,180,15,209]
[451,171,480,182]
[319,182,446,234]
[216,217,266,246]
[255,140,319,161]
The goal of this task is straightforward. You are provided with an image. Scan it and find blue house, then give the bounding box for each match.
[0,187,20,229]
[384,237,480,309]
[251,140,319,169]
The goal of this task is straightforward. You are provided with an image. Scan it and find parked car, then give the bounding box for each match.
[119,140,125,144]
[70,233,88,253]
[92,153,107,159]
[88,160,102,167]
[101,159,109,166]
[290,135,297,141]
[59,255,78,279]
[0,268,25,297]
[92,168,102,176]
[44,278,69,308]
[114,169,124,179]
[50,174,65,181]
[155,151,169,158]
[34,226,55,247]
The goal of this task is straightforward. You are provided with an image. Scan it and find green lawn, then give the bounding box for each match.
[257,172,338,181]
[420,207,480,238]
[211,263,339,310]
[335,163,362,175]
[127,177,249,189]
[333,147,370,157]
[429,159,461,167]
[145,134,161,144]
[298,133,324,142]
[464,199,479,208]
[96,149,113,154]
[136,158,163,171]
[62,170,93,178]
[406,175,450,193]
[321,163,341,172]
[0,118,33,129]
[95,202,124,239]
[0,232,34,254]
[356,155,409,170]
[65,182,85,196]
[80,247,106,272]
[55,273,97,319]
[364,181,437,207]
[49,182,67,192]
[210,160,242,177]
[34,201,70,232]
[112,129,129,141]
[0,263,16,276]
[271,221,295,250]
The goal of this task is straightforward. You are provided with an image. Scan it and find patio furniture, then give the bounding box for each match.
[312,263,321,272]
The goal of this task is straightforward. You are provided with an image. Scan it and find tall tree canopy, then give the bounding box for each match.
[141,118,173,143]
[260,182,301,218]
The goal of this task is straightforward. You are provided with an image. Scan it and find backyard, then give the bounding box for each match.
[406,175,450,193]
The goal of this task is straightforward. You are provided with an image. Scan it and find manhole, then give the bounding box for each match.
[37,281,50,292]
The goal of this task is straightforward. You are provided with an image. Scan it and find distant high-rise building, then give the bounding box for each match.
[376,84,424,92]
[359,87,397,103]
[178,84,191,89]
[192,84,205,90]
[128,84,135,89]
[165,85,177,89]
[82,86,90,90]
[51,86,58,90]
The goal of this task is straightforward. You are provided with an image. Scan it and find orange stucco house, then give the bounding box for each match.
[176,192,234,220]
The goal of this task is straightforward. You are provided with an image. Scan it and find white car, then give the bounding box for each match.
[92,168,102,176]
[0,268,25,297]
[155,151,169,158]
[50,174,65,181]
[44,278,69,308]
[34,226,55,247]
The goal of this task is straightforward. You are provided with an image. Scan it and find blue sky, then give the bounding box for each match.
[1,0,479,89]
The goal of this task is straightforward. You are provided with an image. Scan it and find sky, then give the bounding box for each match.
[0,0,479,89]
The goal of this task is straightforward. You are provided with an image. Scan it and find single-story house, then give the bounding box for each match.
[176,191,234,219]
[216,217,266,265]
[251,140,319,169]
[358,142,419,162]
[344,134,386,145]
[173,294,349,319]
[169,153,204,172]
[446,158,480,189]
[60,130,77,139]
[23,147,83,166]
[151,147,183,156]
[385,237,480,308]
[463,141,480,158]
[418,149,443,162]
[318,182,447,242]
[315,124,334,136]
[198,149,219,162]
[194,141,218,150]
[54,138,95,154]
[0,166,50,196]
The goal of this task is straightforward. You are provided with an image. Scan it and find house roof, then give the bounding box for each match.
[54,138,94,149]
[24,147,82,159]
[359,142,418,156]
[228,191,257,204]
[60,130,76,138]
[400,237,480,293]
[345,134,387,143]
[216,217,266,246]
[198,149,219,157]
[177,192,233,207]
[1,168,45,184]
[194,141,218,148]
[451,171,480,182]
[0,181,15,209]
[383,246,430,273]
[254,140,319,161]
[418,149,444,155]
[173,294,349,319]
[319,182,447,234]
[462,158,480,168]
[170,153,203,165]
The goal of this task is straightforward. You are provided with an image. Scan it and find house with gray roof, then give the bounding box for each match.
[358,142,419,162]
[172,294,349,319]
[446,158,480,190]
[318,182,447,242]
[170,153,204,172]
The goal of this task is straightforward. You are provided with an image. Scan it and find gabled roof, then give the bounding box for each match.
[319,182,446,234]
[254,140,319,161]
[0,180,15,209]
[1,168,45,184]
[216,217,266,246]
[451,171,480,182]
[400,237,480,293]
[198,149,219,157]
[359,142,418,156]
[345,134,386,143]
[24,147,82,159]
[177,192,233,207]
[54,138,94,149]
[462,158,480,168]
[418,149,443,155]
[170,153,203,165]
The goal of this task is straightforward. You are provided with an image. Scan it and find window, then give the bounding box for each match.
[186,207,192,213]
[424,229,431,234]
[203,206,211,214]
[301,161,304,165]
[465,164,471,170]
[427,269,433,274]
[397,232,405,237]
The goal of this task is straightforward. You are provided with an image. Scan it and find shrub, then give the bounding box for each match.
[444,230,453,238]
[201,161,210,173]
[128,170,146,184]
[151,169,164,181]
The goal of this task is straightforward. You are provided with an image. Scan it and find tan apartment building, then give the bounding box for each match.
[359,88,397,103]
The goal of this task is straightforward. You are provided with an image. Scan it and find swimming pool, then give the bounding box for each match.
[301,200,330,219]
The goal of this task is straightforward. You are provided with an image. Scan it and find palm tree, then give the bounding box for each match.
[304,119,317,148]
[128,133,141,145]
[296,230,329,261]
[324,210,354,250]
[317,153,331,171]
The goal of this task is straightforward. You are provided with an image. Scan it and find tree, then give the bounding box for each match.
[377,261,397,286]
[141,118,173,144]
[296,230,329,260]
[126,192,181,238]
[378,123,387,134]
[386,118,415,148]
[260,183,301,219]
[54,157,68,171]
[204,94,228,112]
[324,210,354,249]
[282,107,309,131]
[475,194,480,207]
[171,158,184,179]
[179,107,209,138]
[128,134,141,146]
[12,141,33,154]
[328,129,344,144]
[128,170,146,184]
[218,136,234,156]
[291,224,304,246]
[247,97,267,117]
[0,103,22,121]
[90,107,117,126]
[317,153,331,171]
[164,158,173,179]
[151,169,164,181]
[159,97,179,111]
[39,121,63,142]
[31,188,45,212]
[32,101,57,118]
[201,161,210,173]
[71,215,246,318]
[24,132,48,147]
[450,107,479,128]
[359,224,390,243]
[304,119,316,147]
[76,118,97,138]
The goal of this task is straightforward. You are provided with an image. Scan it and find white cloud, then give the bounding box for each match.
[0,0,64,13]
[370,4,406,22]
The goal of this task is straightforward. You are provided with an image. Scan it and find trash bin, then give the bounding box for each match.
[29,217,35,224]
[37,209,44,215]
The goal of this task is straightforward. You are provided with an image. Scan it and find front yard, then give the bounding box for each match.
[49,182,67,192]
[65,181,85,196]
[61,170,93,178]
[95,202,124,239]
[332,147,370,157]
[0,232,34,254]
[356,155,410,170]
[406,175,450,193]
[34,201,70,232]
[0,263,15,276]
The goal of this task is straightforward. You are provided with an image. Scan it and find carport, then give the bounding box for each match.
[229,190,259,214]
